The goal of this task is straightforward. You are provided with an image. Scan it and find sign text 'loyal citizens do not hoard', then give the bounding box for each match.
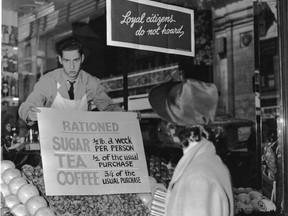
[37,108,150,196]
[106,0,195,57]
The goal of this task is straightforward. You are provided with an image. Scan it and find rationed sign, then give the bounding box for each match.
[106,0,194,57]
[37,108,150,196]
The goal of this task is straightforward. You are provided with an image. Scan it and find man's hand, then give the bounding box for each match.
[136,110,141,121]
[26,107,41,125]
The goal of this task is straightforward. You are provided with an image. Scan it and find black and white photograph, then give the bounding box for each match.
[1,0,288,216]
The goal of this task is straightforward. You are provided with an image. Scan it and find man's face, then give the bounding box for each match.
[58,50,84,80]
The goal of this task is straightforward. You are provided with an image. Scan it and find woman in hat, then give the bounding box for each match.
[149,79,234,216]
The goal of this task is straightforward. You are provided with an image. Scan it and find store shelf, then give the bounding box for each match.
[1,97,19,106]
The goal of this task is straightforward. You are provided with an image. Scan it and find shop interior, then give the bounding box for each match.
[1,0,288,215]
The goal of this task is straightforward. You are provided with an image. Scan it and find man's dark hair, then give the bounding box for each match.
[56,36,83,57]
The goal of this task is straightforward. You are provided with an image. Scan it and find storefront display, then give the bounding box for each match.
[1,14,19,108]
[1,50,19,103]
[1,159,168,216]
[0,113,281,216]
[0,160,55,216]
[1,0,288,215]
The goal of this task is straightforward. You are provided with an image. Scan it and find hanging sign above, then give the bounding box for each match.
[106,0,194,57]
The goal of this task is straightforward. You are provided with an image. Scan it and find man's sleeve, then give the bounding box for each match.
[18,77,52,122]
[87,76,125,112]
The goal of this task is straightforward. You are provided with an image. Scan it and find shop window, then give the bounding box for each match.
[260,38,278,91]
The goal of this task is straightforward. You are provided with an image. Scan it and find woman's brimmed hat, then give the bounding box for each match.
[148,79,218,126]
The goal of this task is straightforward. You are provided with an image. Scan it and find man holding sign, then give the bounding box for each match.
[18,36,149,197]
[19,36,125,126]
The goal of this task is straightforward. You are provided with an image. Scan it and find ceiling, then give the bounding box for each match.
[2,0,232,17]
[2,0,74,16]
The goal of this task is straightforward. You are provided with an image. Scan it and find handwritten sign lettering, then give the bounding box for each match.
[37,108,150,196]
[107,0,194,56]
